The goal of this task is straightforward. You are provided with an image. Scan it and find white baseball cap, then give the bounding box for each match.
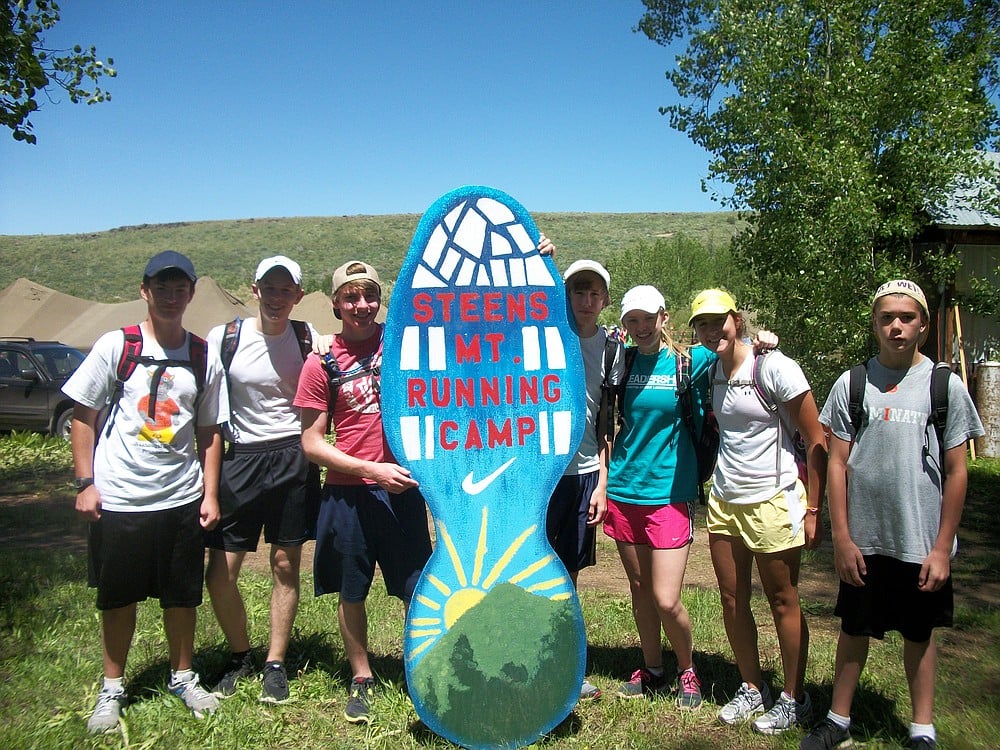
[254,255,302,285]
[562,259,611,290]
[620,285,665,320]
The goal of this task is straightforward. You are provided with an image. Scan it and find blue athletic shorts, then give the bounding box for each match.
[313,484,432,603]
[546,472,599,573]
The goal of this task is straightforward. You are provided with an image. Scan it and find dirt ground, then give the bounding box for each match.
[0,488,844,606]
[5,486,999,613]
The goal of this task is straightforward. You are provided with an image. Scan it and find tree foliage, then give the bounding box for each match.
[638,0,1000,393]
[1,0,115,144]
[607,234,749,339]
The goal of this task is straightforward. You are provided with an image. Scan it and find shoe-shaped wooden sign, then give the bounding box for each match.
[382,186,587,749]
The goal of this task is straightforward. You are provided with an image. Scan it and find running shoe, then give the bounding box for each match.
[718,681,772,724]
[676,667,703,711]
[260,661,290,704]
[344,676,375,723]
[211,652,257,697]
[169,674,219,719]
[799,717,854,749]
[86,687,126,734]
[616,667,669,698]
[754,691,812,734]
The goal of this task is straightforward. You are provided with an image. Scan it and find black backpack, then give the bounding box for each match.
[616,347,719,503]
[220,317,312,372]
[598,335,624,443]
[219,317,313,428]
[847,360,951,467]
[320,327,384,433]
[102,324,208,439]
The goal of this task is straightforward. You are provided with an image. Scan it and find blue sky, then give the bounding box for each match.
[0,1,719,236]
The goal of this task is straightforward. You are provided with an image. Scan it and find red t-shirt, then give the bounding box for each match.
[293,327,390,486]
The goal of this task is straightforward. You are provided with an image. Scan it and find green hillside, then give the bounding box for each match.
[0,212,743,303]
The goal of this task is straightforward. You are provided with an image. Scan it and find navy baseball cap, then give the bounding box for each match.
[143,250,197,282]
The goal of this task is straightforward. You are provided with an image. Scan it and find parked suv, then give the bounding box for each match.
[0,337,85,440]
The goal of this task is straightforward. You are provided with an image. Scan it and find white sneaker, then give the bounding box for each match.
[86,687,125,733]
[753,691,812,735]
[169,674,219,719]
[718,681,772,725]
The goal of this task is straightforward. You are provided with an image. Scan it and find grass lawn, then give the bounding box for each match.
[1,433,998,749]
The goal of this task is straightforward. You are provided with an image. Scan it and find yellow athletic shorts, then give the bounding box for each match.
[706,480,806,554]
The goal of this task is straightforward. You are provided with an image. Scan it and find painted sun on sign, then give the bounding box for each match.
[381,186,587,750]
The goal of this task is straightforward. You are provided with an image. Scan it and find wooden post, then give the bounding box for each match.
[953,302,977,461]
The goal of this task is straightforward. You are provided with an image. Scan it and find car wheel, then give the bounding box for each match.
[54,409,73,441]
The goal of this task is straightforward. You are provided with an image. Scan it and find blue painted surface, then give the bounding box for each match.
[382,186,587,749]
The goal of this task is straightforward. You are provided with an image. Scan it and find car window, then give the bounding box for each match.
[36,347,84,378]
[14,352,38,376]
[0,352,15,378]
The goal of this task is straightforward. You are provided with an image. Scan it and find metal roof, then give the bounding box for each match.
[927,152,1000,229]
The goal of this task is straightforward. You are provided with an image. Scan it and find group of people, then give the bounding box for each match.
[64,246,984,750]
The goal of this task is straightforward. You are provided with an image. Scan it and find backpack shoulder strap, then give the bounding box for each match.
[848,362,869,435]
[117,325,144,383]
[676,352,697,436]
[599,335,621,441]
[676,351,708,503]
[102,325,144,439]
[751,351,778,413]
[929,362,952,457]
[220,317,242,374]
[615,346,639,430]
[188,333,208,394]
[290,320,313,361]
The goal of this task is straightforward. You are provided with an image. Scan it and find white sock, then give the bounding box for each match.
[170,669,196,686]
[910,722,935,741]
[102,676,124,694]
[827,710,851,730]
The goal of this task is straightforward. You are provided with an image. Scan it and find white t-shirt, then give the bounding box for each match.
[207,319,317,444]
[711,350,810,505]
[565,327,623,476]
[62,327,226,512]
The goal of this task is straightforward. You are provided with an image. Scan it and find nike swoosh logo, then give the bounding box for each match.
[461,457,517,496]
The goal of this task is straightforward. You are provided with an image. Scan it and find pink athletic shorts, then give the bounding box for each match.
[603,499,694,550]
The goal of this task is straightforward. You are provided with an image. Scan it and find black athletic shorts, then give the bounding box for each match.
[87,498,204,610]
[205,435,321,551]
[313,484,432,604]
[546,471,599,573]
[835,553,954,642]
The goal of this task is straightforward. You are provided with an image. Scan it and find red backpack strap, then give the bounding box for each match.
[117,325,144,383]
[103,325,144,438]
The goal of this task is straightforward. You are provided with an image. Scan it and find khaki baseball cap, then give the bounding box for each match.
[872,279,929,317]
[331,261,381,296]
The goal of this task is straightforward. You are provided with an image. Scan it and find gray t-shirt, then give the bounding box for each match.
[820,357,984,563]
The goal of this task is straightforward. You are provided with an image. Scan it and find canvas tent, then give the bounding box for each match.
[290,291,387,335]
[0,277,254,352]
[0,280,387,351]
